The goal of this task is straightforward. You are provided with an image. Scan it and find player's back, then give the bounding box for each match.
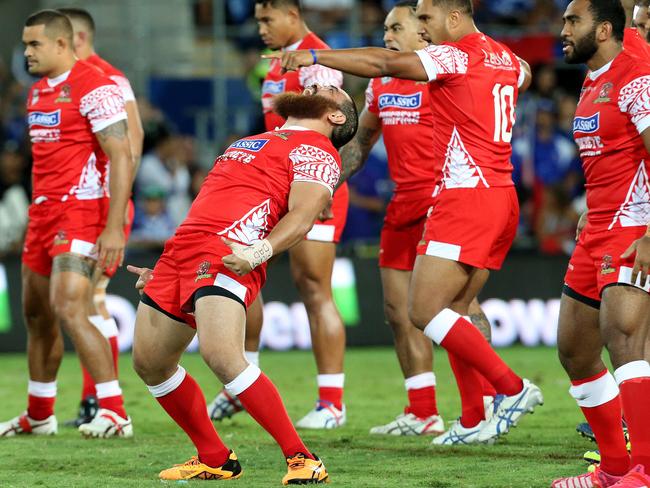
[179,128,341,242]
[416,33,522,189]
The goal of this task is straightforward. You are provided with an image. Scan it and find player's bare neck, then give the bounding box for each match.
[284,23,310,48]
[587,43,623,72]
[450,19,480,42]
[282,117,328,137]
[76,44,95,61]
[47,56,76,79]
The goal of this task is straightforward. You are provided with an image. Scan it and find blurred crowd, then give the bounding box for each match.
[1,0,584,259]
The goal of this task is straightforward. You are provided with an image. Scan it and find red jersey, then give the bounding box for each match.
[624,27,650,59]
[365,77,436,198]
[27,61,127,202]
[573,49,650,233]
[179,127,341,243]
[415,33,524,189]
[262,33,343,130]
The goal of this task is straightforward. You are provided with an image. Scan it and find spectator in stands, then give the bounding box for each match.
[130,186,176,249]
[0,145,29,256]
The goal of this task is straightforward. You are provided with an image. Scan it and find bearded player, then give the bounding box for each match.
[131,85,357,482]
[208,0,349,430]
[0,10,132,438]
[58,6,145,427]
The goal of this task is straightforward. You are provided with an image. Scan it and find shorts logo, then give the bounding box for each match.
[54,230,68,246]
[262,79,286,96]
[195,260,213,282]
[594,82,613,104]
[601,255,615,275]
[229,139,270,152]
[573,113,600,134]
[378,92,422,110]
[28,110,61,127]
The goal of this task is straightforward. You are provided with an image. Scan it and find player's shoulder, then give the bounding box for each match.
[87,54,127,79]
[72,60,116,89]
[298,32,330,50]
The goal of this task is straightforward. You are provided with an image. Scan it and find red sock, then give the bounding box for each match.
[319,387,343,411]
[406,386,438,418]
[619,377,650,473]
[237,373,313,459]
[98,395,127,419]
[429,313,522,396]
[27,395,55,420]
[109,336,119,377]
[571,370,629,476]
[155,373,230,468]
[480,374,497,398]
[448,353,486,427]
[81,366,96,399]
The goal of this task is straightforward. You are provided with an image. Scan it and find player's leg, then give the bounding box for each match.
[194,294,328,484]
[49,253,129,437]
[601,285,650,475]
[0,266,61,437]
[289,240,346,429]
[207,293,263,421]
[370,267,443,436]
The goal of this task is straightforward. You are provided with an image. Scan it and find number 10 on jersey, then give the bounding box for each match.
[492,83,515,143]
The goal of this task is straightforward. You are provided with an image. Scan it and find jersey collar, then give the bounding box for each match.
[47,69,71,87]
[284,38,304,52]
[588,59,614,81]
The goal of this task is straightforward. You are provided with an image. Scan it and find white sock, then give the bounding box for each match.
[423,309,461,345]
[225,364,261,396]
[404,372,436,390]
[147,366,186,398]
[28,380,57,398]
[317,373,344,389]
[244,350,260,367]
[95,380,122,399]
[89,315,118,339]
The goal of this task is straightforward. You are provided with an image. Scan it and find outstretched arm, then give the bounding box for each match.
[337,108,382,188]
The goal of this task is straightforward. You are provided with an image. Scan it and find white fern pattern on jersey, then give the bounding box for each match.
[442,127,489,189]
[218,199,271,245]
[71,152,105,200]
[290,144,340,191]
[423,45,469,75]
[609,161,650,229]
[80,85,126,129]
[618,75,650,131]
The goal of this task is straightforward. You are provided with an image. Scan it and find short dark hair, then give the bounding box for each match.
[58,7,96,35]
[25,10,74,43]
[587,0,625,42]
[331,98,358,149]
[430,0,474,15]
[254,0,302,12]
[394,0,418,9]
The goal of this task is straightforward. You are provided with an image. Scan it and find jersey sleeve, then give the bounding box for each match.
[299,64,344,89]
[79,83,128,133]
[414,44,469,82]
[618,75,650,135]
[289,143,341,196]
[109,75,136,102]
[365,79,378,114]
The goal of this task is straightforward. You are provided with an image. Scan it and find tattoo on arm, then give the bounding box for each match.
[338,125,378,188]
[52,254,95,278]
[96,120,128,142]
[469,312,492,343]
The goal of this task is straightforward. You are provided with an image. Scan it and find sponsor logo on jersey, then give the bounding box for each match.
[55,84,72,103]
[195,260,213,282]
[573,113,600,134]
[229,139,270,152]
[28,110,61,127]
[262,79,286,96]
[378,92,422,110]
[594,82,613,104]
[600,255,615,275]
[273,131,292,141]
[482,49,516,71]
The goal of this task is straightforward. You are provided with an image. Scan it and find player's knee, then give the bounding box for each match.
[408,301,437,331]
[295,274,330,307]
[50,294,85,331]
[132,351,166,384]
[384,300,409,332]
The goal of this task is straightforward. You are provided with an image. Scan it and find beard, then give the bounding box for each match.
[564,27,598,64]
[273,93,340,121]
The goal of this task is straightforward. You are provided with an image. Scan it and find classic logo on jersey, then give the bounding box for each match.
[378,92,422,110]
[195,261,213,282]
[218,199,271,245]
[262,79,286,96]
[600,255,615,275]
[482,49,516,71]
[28,110,61,127]
[55,84,72,103]
[229,139,270,152]
[573,113,600,134]
[594,82,613,104]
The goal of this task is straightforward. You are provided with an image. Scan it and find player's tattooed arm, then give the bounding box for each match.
[337,108,381,189]
[96,119,128,142]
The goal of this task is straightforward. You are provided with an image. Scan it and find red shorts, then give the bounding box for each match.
[22,198,109,276]
[564,226,650,304]
[305,183,349,243]
[416,187,519,270]
[142,232,265,328]
[103,199,135,279]
[380,195,434,271]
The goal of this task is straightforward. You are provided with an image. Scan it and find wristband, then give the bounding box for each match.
[309,49,318,65]
[233,239,274,269]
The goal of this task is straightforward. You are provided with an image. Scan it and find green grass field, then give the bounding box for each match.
[0,347,599,487]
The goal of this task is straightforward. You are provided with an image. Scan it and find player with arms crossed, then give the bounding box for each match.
[59,6,145,427]
[271,0,545,445]
[551,1,650,486]
[130,85,358,482]
[208,0,349,431]
[0,10,132,438]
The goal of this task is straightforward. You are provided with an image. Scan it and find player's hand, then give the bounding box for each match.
[318,198,334,221]
[576,211,588,241]
[126,265,153,294]
[94,225,125,273]
[262,50,315,73]
[222,238,253,276]
[621,234,650,287]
